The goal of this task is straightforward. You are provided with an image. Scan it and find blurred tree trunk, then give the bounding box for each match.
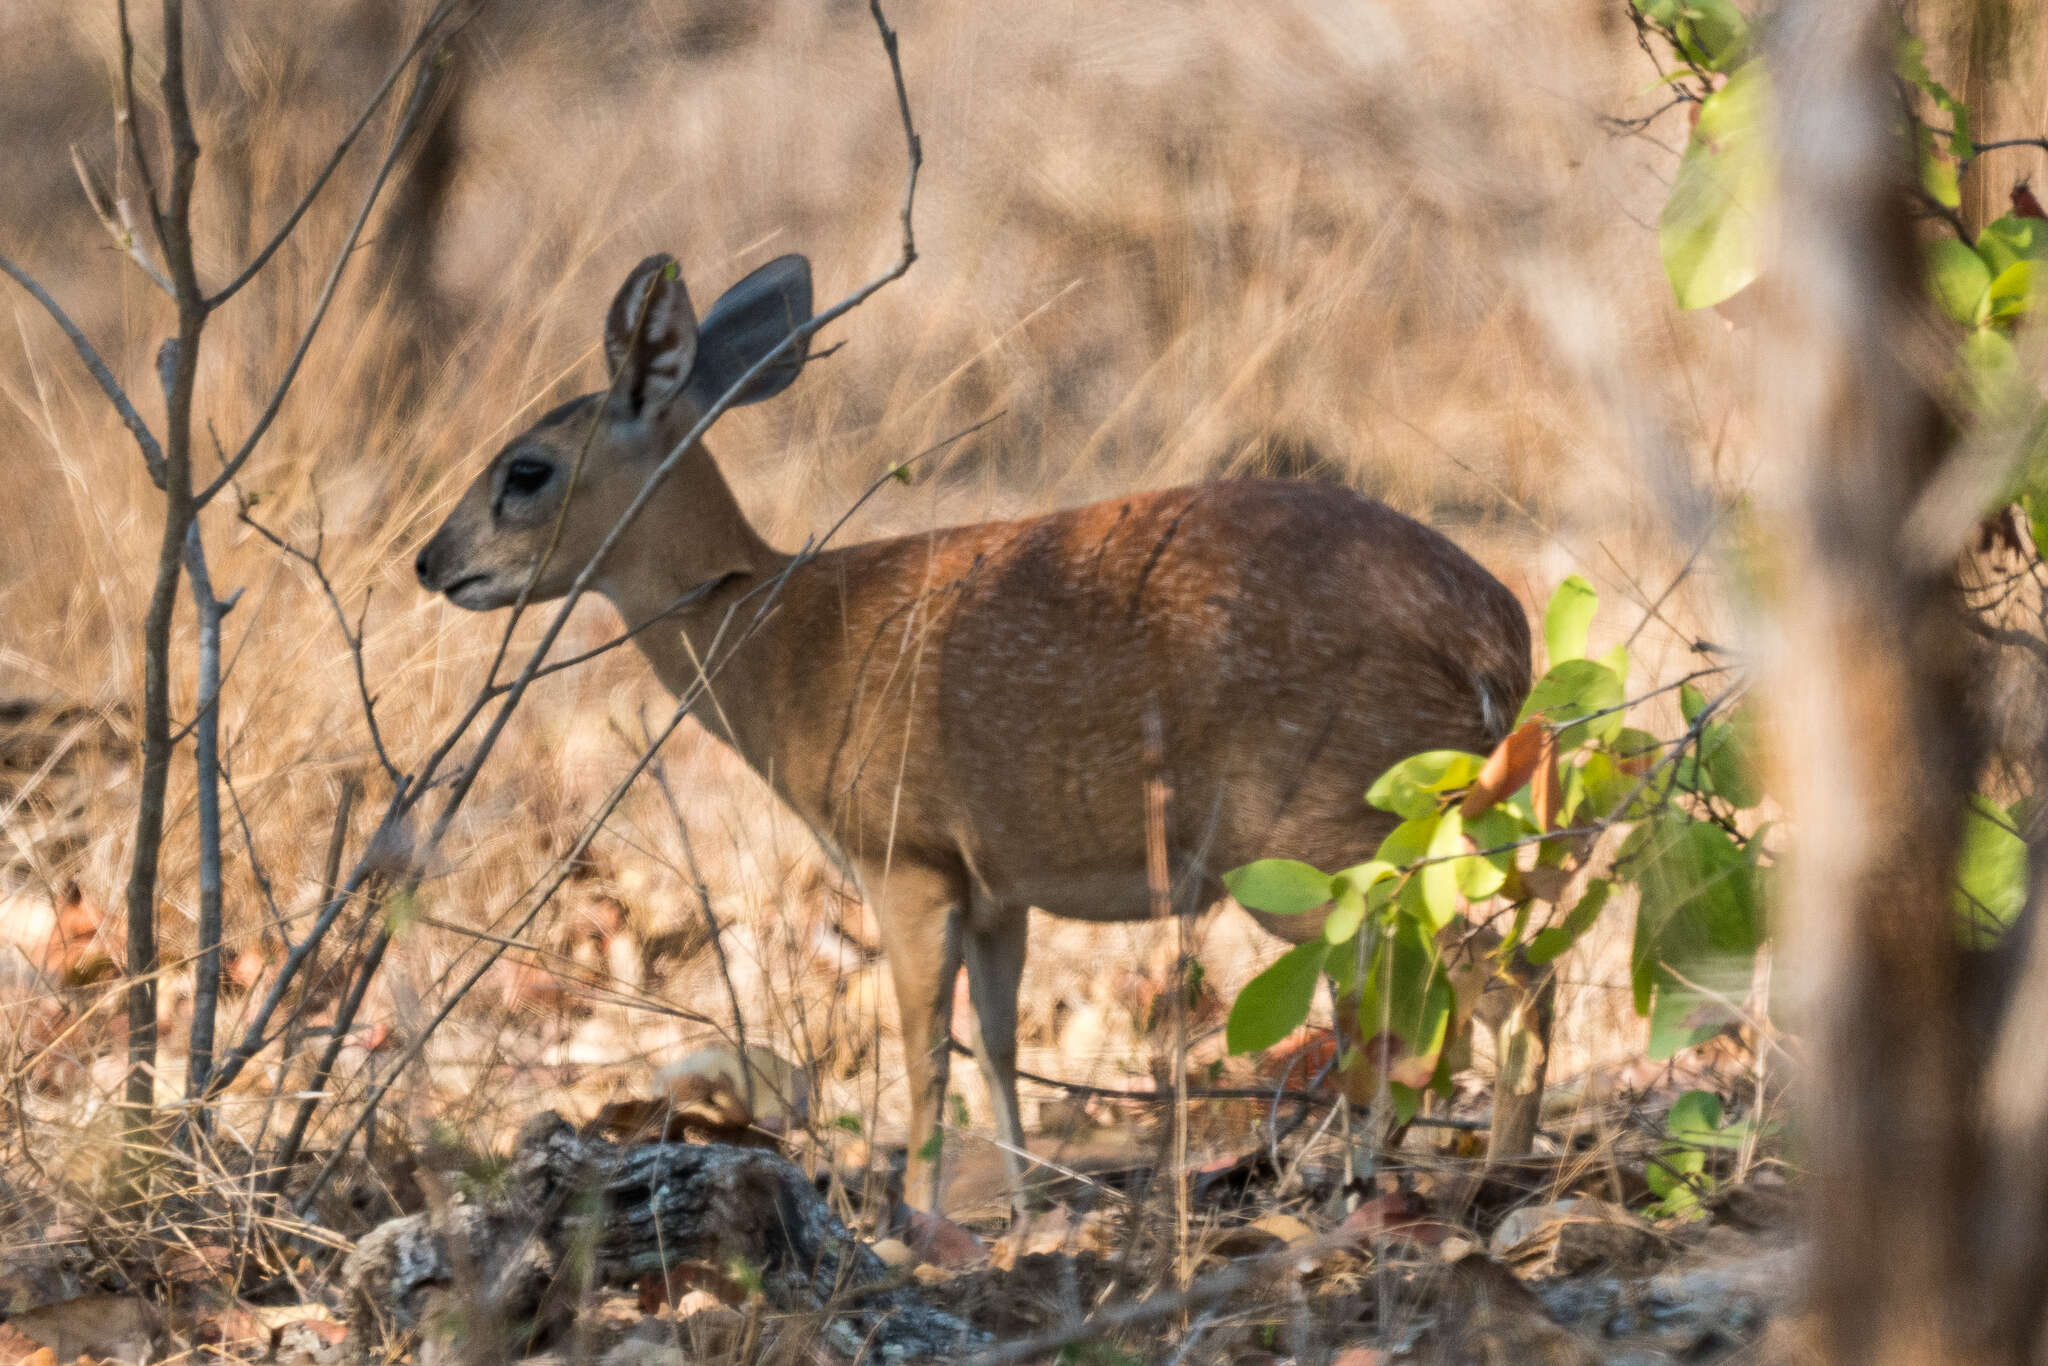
[1759,3,1989,1362]
[1764,3,2048,1361]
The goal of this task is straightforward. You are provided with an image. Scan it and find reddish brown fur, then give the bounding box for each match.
[416,254,1532,1212]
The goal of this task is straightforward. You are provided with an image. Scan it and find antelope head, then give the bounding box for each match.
[415,253,813,611]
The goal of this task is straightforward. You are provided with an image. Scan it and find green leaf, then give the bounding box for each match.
[1629,814,1764,1057]
[1418,810,1468,930]
[1678,681,1709,726]
[1612,726,1663,770]
[1660,63,1772,309]
[1571,750,1645,823]
[1699,705,1762,809]
[1519,658,1626,749]
[1666,1088,1723,1138]
[1987,260,2038,322]
[1377,813,1441,868]
[1366,750,1485,819]
[1645,1150,1702,1197]
[1460,807,1525,901]
[1964,327,2032,420]
[1387,1082,1422,1126]
[1927,237,1992,325]
[1326,934,1363,993]
[1529,878,1614,965]
[2027,493,2048,566]
[384,887,420,936]
[1329,862,1399,947]
[1977,214,2048,276]
[1544,575,1598,664]
[1898,37,1973,161]
[1223,859,1334,915]
[1638,0,1748,71]
[1919,124,1961,210]
[1956,795,2027,946]
[1226,940,1329,1054]
[1324,877,1370,946]
[1356,915,1455,1078]
[1682,0,1748,70]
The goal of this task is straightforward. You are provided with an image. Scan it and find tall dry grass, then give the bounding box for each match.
[0,0,1748,1198]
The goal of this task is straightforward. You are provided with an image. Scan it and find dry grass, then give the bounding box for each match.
[0,0,1752,1210]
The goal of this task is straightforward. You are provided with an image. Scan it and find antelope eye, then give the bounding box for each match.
[503,457,553,496]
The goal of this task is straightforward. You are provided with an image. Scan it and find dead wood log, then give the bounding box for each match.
[342,1112,982,1363]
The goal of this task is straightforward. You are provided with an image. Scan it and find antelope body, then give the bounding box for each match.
[416,253,1533,1212]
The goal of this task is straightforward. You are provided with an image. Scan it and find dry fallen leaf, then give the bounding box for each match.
[660,1045,811,1136]
[1250,1212,1316,1245]
[869,1238,915,1269]
[1339,1190,1455,1248]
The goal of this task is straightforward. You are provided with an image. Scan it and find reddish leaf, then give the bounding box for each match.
[905,1209,988,1268]
[1462,719,1547,818]
[1339,1190,1453,1247]
[1529,731,1563,830]
[2014,182,2047,220]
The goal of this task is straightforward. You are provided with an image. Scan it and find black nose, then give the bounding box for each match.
[414,546,433,587]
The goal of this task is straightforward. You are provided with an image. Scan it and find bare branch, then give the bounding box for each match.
[70,145,173,296]
[1965,136,2048,165]
[0,250,165,483]
[179,519,234,1128]
[114,0,162,235]
[233,500,404,789]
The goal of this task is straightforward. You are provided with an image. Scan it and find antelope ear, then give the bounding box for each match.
[686,254,813,409]
[603,254,699,422]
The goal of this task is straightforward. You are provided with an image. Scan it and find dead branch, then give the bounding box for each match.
[343,1114,981,1362]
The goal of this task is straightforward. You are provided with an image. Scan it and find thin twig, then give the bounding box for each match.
[70,145,173,296]
[114,0,162,234]
[1141,700,1190,1286]
[1964,136,2048,166]
[0,251,165,483]
[234,502,403,786]
[646,754,752,1078]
